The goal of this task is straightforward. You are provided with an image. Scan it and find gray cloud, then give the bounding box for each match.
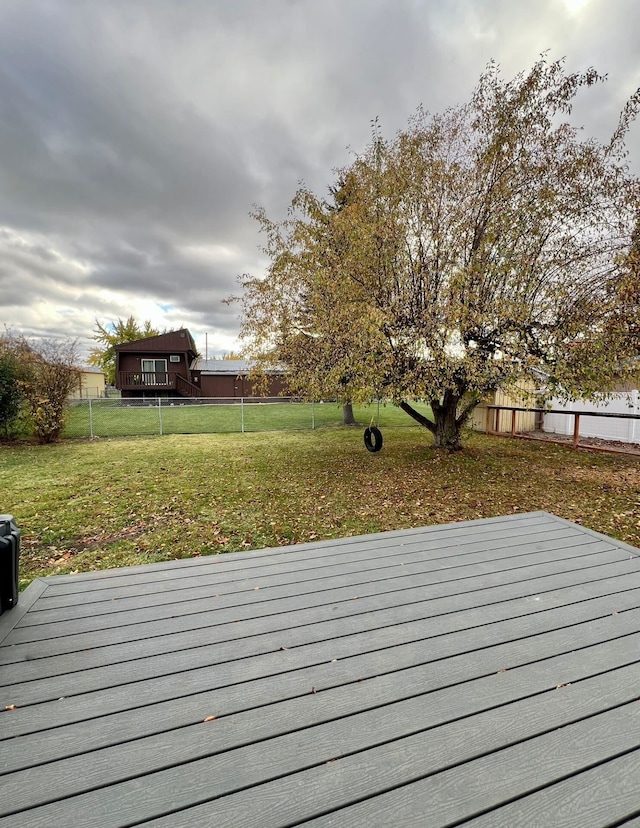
[0,0,638,358]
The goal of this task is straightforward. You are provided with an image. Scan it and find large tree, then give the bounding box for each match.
[239,58,640,449]
[89,317,160,385]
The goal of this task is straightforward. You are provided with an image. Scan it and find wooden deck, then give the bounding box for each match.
[2,511,640,826]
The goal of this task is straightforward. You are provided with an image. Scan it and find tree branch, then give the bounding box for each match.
[399,400,436,434]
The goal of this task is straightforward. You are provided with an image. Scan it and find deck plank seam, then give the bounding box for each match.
[11,540,627,631]
[4,554,637,668]
[4,572,640,686]
[4,646,640,783]
[6,598,640,712]
[27,531,608,609]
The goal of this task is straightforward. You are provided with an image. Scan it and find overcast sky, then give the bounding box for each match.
[1,0,638,361]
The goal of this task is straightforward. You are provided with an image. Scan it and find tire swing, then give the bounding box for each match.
[363,424,383,453]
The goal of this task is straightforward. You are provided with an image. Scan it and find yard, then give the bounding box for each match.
[62,399,432,437]
[3,426,639,587]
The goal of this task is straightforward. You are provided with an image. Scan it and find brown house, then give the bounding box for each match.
[115,329,285,399]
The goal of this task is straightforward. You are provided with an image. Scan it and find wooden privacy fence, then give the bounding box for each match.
[484,405,640,450]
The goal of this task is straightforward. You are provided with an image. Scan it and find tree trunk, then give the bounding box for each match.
[342,401,358,425]
[400,390,479,451]
[431,398,463,450]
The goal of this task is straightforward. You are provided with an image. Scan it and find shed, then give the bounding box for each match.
[192,359,287,398]
[470,381,539,434]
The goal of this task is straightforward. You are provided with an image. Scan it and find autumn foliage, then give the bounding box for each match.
[238,57,640,450]
[0,334,81,443]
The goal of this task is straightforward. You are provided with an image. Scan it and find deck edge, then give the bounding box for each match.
[0,579,49,646]
[542,511,640,559]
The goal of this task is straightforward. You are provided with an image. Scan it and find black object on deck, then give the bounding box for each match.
[0,514,20,613]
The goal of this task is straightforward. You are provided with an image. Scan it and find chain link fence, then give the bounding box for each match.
[63,397,433,439]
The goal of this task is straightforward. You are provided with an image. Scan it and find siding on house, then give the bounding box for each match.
[543,391,640,444]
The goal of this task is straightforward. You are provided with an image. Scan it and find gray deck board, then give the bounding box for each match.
[29,524,580,611]
[461,753,640,827]
[5,566,640,707]
[15,525,582,624]
[2,511,640,827]
[2,628,638,776]
[0,540,623,680]
[2,537,620,643]
[0,535,613,660]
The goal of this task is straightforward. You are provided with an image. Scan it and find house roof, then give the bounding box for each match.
[114,329,198,355]
[195,359,284,375]
[3,512,640,826]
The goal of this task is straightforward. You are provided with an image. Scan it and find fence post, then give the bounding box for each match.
[631,391,639,445]
[88,398,93,439]
[241,397,245,433]
[572,413,580,449]
[158,397,163,436]
[311,400,315,430]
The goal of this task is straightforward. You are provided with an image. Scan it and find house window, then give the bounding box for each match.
[169,355,181,363]
[141,359,168,385]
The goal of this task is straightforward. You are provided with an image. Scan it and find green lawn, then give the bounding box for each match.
[63,399,432,438]
[3,427,639,587]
